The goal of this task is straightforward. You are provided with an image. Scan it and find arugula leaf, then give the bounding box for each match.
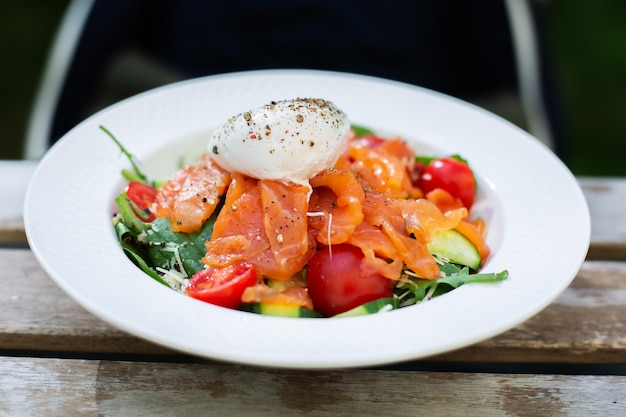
[113,188,222,285]
[395,260,509,305]
[101,125,151,185]
[415,154,468,167]
[351,124,375,138]
[114,192,152,234]
[415,155,436,166]
[113,212,170,287]
[143,215,217,277]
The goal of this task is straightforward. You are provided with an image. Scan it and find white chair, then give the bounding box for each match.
[505,0,555,151]
[25,0,95,160]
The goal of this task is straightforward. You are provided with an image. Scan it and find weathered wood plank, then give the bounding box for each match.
[0,357,624,417]
[431,260,626,363]
[0,248,171,355]
[2,248,626,363]
[0,160,36,246]
[0,219,27,246]
[579,177,626,259]
[579,178,626,259]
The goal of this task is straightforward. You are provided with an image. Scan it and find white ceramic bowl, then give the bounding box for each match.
[24,69,590,369]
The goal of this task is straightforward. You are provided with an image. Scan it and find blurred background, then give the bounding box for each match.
[1,0,625,176]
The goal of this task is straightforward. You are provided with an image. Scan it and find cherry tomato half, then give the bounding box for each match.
[418,157,476,209]
[306,244,393,317]
[186,262,258,309]
[126,181,157,221]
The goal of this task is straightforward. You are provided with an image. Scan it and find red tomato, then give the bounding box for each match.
[126,181,157,221]
[408,160,427,187]
[418,157,476,209]
[306,244,393,317]
[186,263,258,309]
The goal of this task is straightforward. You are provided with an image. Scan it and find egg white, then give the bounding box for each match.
[207,98,350,187]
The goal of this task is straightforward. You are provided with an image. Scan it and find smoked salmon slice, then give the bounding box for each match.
[155,153,231,233]
[203,174,314,280]
[356,191,467,280]
[336,137,422,199]
[346,220,405,280]
[203,173,265,266]
[308,169,364,245]
[155,132,486,284]
[259,179,314,277]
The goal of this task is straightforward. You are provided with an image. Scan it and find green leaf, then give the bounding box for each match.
[449,154,469,164]
[113,190,222,285]
[415,154,468,166]
[114,192,151,233]
[143,215,218,277]
[395,259,508,303]
[101,125,151,185]
[351,124,375,137]
[415,155,436,166]
[113,214,170,287]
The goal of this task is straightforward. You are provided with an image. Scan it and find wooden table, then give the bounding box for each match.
[2,161,625,416]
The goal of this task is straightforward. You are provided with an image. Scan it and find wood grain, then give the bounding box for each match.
[2,174,626,415]
[2,247,626,364]
[433,261,626,363]
[0,218,27,246]
[1,357,624,417]
[580,177,626,259]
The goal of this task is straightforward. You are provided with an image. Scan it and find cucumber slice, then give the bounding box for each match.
[265,279,290,292]
[333,297,398,318]
[265,274,305,292]
[240,303,321,318]
[428,229,481,270]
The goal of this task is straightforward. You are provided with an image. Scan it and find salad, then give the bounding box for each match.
[109,98,507,318]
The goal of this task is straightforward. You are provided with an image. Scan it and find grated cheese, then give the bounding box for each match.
[161,245,188,277]
[327,212,333,259]
[155,266,188,291]
[306,211,325,217]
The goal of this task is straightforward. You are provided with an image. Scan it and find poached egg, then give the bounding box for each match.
[207,98,350,187]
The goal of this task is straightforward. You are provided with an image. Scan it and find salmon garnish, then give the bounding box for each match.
[155,154,231,233]
[156,133,479,284]
[203,173,264,266]
[426,188,490,263]
[336,137,422,199]
[425,188,466,213]
[308,169,364,245]
[357,191,467,280]
[203,174,313,280]
[346,220,405,280]
[259,179,314,276]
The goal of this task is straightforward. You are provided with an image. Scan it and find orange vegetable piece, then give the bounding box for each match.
[454,219,491,263]
[241,283,314,310]
[425,188,466,214]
